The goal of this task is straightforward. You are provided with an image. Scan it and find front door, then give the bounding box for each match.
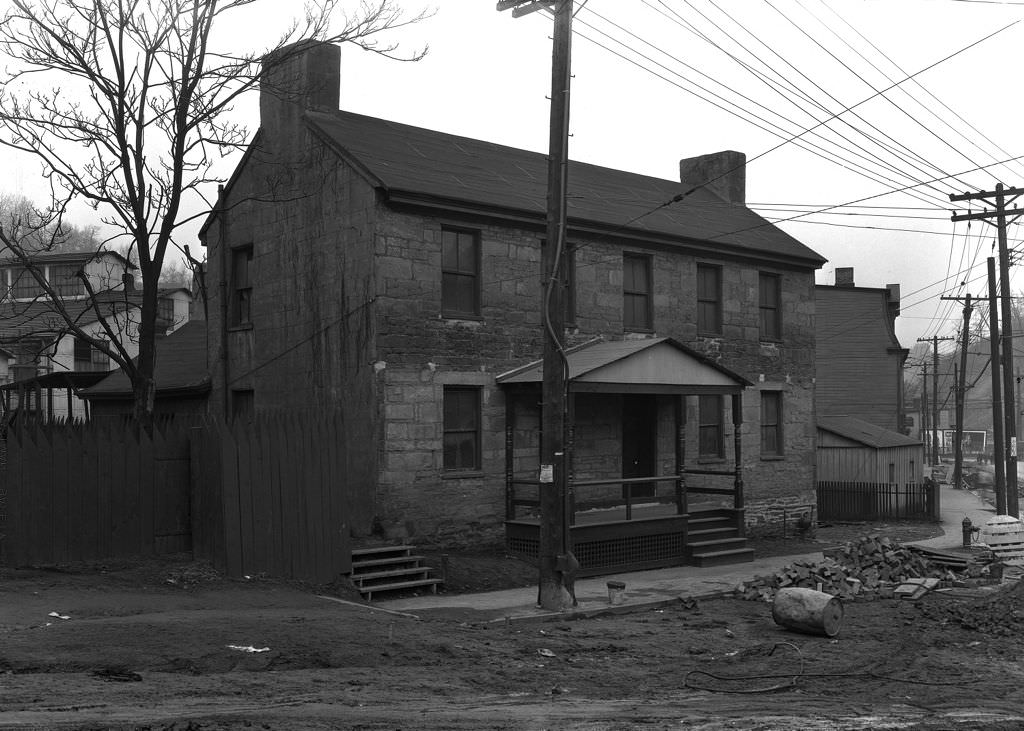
[622,395,657,500]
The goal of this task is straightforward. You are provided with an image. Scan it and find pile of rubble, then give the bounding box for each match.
[919,577,1024,636]
[735,535,984,603]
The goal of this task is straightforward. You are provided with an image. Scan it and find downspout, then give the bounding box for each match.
[217,184,229,421]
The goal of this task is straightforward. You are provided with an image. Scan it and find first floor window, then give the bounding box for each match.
[761,391,783,456]
[443,386,481,471]
[73,336,109,371]
[698,394,724,458]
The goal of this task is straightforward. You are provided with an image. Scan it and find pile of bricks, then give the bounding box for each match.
[735,535,961,602]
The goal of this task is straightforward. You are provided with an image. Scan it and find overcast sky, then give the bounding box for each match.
[3,0,1024,355]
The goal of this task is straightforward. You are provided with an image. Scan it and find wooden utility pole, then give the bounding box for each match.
[941,294,973,492]
[499,0,573,609]
[951,185,1024,516]
[987,257,1007,514]
[922,362,930,465]
[917,336,953,464]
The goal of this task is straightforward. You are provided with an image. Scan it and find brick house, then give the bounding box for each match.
[200,42,826,569]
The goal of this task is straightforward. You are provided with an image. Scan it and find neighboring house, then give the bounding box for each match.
[815,267,908,433]
[0,250,190,422]
[0,345,11,384]
[199,42,826,567]
[80,321,210,420]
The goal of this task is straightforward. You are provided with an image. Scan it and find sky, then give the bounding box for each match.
[2,0,1023,356]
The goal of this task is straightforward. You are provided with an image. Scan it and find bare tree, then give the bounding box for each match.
[0,0,427,425]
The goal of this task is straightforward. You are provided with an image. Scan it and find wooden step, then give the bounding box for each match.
[687,527,739,542]
[351,545,414,558]
[687,537,749,554]
[351,555,427,571]
[690,547,755,568]
[360,578,442,602]
[352,567,435,585]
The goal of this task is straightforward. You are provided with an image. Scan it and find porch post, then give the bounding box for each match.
[505,392,515,521]
[567,390,576,527]
[732,392,745,524]
[675,395,687,516]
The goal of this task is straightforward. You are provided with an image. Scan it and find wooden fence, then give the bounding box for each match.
[817,480,939,522]
[0,413,355,583]
[190,413,352,584]
[1,421,191,567]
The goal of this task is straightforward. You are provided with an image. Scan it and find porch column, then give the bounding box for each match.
[567,390,576,527]
[675,395,687,516]
[732,392,745,519]
[505,392,515,521]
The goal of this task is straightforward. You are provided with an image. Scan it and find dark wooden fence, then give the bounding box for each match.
[817,480,939,522]
[0,413,354,583]
[190,413,351,584]
[0,421,191,567]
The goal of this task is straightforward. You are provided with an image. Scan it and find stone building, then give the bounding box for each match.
[200,42,826,565]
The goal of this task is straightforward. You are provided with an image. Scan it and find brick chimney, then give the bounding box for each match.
[679,151,746,204]
[259,41,340,143]
[835,267,855,287]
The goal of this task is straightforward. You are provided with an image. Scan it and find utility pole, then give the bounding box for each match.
[499,0,573,609]
[941,294,973,493]
[922,362,930,465]
[987,257,1007,514]
[917,336,953,465]
[951,185,1024,517]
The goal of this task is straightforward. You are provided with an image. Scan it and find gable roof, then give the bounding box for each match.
[0,249,136,270]
[80,320,209,400]
[0,290,144,341]
[497,337,752,394]
[817,415,921,449]
[299,110,825,269]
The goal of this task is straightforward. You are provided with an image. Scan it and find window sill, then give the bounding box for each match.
[442,470,484,479]
[760,455,785,461]
[228,323,254,333]
[696,457,726,464]
[759,337,783,344]
[624,327,655,335]
[442,313,483,322]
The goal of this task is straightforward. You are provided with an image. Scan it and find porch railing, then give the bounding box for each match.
[507,468,742,522]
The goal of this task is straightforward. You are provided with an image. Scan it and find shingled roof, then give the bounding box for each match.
[818,415,921,449]
[304,110,826,269]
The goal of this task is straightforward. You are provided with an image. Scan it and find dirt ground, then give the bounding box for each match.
[3,520,1024,730]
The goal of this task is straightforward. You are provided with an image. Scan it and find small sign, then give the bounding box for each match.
[539,464,554,483]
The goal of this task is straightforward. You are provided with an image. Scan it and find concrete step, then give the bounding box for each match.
[352,566,435,586]
[687,527,739,542]
[687,537,748,553]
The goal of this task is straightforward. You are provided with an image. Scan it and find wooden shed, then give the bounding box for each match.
[816,416,935,521]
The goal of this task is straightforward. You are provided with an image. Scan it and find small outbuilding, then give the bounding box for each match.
[816,415,933,521]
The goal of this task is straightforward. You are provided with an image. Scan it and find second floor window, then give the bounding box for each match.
[441,228,480,317]
[230,245,253,327]
[759,272,781,340]
[73,336,110,371]
[697,264,722,335]
[698,394,724,458]
[9,267,41,300]
[623,253,652,331]
[50,264,83,297]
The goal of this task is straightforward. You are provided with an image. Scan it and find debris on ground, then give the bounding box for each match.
[735,535,999,603]
[919,577,1024,635]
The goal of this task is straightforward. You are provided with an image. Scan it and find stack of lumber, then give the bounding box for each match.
[736,535,963,602]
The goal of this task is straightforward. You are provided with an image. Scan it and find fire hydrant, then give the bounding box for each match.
[962,516,980,547]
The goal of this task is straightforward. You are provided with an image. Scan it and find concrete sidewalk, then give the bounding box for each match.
[377,482,999,623]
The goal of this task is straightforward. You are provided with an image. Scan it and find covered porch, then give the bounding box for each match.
[496,337,755,577]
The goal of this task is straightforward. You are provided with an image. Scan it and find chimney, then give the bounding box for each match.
[835,267,855,287]
[886,283,901,318]
[679,150,746,204]
[122,272,135,291]
[259,41,341,139]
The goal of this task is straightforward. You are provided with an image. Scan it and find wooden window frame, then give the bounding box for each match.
[696,263,722,335]
[761,391,784,457]
[759,272,781,341]
[622,252,653,331]
[698,394,725,459]
[441,227,481,318]
[230,245,254,327]
[443,386,482,472]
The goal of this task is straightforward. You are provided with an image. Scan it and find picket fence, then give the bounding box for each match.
[0,413,354,583]
[817,480,938,522]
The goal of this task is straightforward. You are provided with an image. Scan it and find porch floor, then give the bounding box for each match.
[508,500,727,527]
